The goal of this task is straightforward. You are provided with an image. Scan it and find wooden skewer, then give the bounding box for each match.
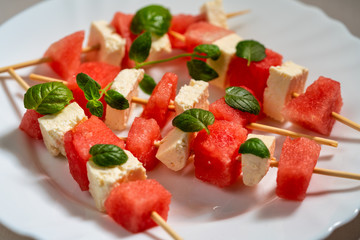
[7,68,30,90]
[226,9,251,19]
[0,45,100,74]
[247,122,338,147]
[151,211,183,240]
[29,73,176,111]
[292,92,360,132]
[270,159,360,180]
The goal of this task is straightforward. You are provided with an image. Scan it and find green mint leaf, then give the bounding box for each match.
[130,5,172,36]
[90,144,128,167]
[225,86,260,115]
[86,100,103,118]
[76,73,101,91]
[172,108,215,134]
[194,44,221,60]
[139,74,156,95]
[129,31,152,63]
[187,59,219,82]
[104,90,129,110]
[24,82,73,115]
[239,138,270,158]
[236,40,266,66]
[76,73,101,101]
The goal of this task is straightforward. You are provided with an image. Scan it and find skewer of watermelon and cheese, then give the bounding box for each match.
[240,135,360,200]
[27,73,339,147]
[263,64,360,133]
[15,74,181,239]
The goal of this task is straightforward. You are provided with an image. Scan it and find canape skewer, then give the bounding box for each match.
[8,70,182,240]
[28,73,338,147]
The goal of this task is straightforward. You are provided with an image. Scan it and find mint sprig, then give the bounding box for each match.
[90,144,128,167]
[225,86,260,115]
[131,43,221,82]
[236,40,266,66]
[172,108,215,134]
[24,82,73,115]
[130,5,172,37]
[239,138,270,158]
[76,73,129,117]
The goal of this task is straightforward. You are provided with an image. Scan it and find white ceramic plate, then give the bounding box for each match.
[0,0,360,239]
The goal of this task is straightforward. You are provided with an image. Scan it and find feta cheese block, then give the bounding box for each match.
[87,150,147,212]
[156,128,194,171]
[38,102,87,156]
[105,69,144,131]
[263,61,308,122]
[200,0,228,29]
[241,134,276,187]
[147,33,172,62]
[207,33,243,89]
[174,79,209,115]
[87,20,126,66]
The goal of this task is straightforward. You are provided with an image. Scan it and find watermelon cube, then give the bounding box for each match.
[105,179,172,233]
[184,21,233,52]
[67,62,121,119]
[169,14,205,49]
[19,109,43,140]
[209,87,260,128]
[276,137,321,201]
[282,76,343,136]
[43,31,85,80]
[126,117,161,171]
[64,115,125,191]
[141,72,178,128]
[193,120,248,187]
[227,49,283,102]
[110,12,136,69]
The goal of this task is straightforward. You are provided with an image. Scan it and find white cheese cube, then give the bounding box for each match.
[241,134,275,187]
[87,20,126,66]
[87,150,147,212]
[38,102,87,156]
[147,33,172,62]
[105,69,144,131]
[263,61,308,122]
[200,0,228,29]
[156,128,194,171]
[206,33,243,89]
[174,79,209,115]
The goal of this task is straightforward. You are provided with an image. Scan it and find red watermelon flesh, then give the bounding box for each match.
[276,137,321,201]
[282,76,343,136]
[184,21,233,52]
[64,115,125,191]
[169,14,205,49]
[193,120,248,187]
[105,179,172,233]
[67,62,121,119]
[110,12,136,69]
[227,49,283,102]
[209,87,260,128]
[141,72,178,128]
[126,117,161,171]
[19,109,43,140]
[43,31,84,80]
